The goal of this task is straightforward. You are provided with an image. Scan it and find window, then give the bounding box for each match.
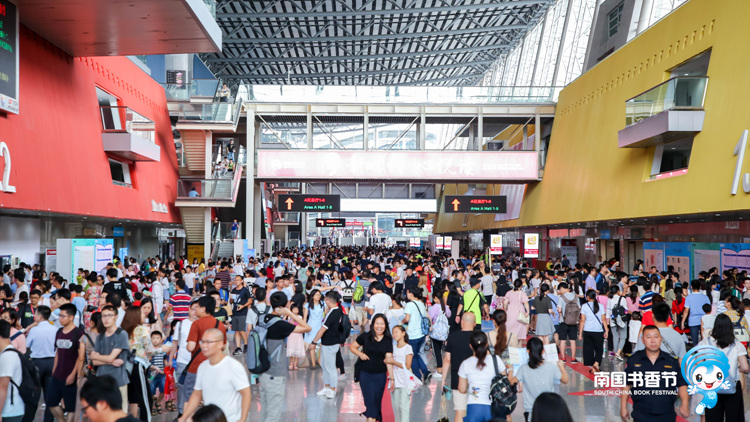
[109,159,132,187]
[651,137,693,177]
[97,88,122,131]
[608,3,624,38]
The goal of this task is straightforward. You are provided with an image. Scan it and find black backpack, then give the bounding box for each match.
[338,311,352,344]
[1,348,41,422]
[489,355,517,417]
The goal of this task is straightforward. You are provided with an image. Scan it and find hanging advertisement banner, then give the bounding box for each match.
[443,236,453,250]
[523,233,539,258]
[561,239,578,267]
[490,234,503,255]
[435,236,444,249]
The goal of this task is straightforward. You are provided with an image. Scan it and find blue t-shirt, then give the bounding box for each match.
[684,293,711,327]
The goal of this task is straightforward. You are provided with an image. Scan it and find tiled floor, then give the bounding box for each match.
[64,327,750,421]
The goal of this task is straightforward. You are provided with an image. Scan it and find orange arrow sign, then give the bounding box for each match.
[285,197,294,210]
[397,220,403,226]
[451,198,460,211]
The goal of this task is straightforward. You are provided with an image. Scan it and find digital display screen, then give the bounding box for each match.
[316,218,345,227]
[395,219,424,228]
[0,0,18,114]
[278,194,341,212]
[444,195,507,213]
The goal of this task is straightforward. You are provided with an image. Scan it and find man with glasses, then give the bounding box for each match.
[178,328,250,422]
[47,303,84,422]
[79,375,139,422]
[89,305,130,407]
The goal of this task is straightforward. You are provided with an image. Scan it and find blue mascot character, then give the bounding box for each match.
[681,345,734,415]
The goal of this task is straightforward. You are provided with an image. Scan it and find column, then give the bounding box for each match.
[253,182,262,251]
[477,111,484,151]
[203,207,211,262]
[245,109,256,245]
[300,184,307,246]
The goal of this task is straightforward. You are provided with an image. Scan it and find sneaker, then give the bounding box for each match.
[233,347,242,356]
[433,372,442,379]
[324,389,337,399]
[615,354,624,362]
[317,387,332,396]
[243,345,248,354]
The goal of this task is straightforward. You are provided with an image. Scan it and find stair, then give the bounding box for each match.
[212,240,235,261]
[181,130,208,172]
[179,207,205,244]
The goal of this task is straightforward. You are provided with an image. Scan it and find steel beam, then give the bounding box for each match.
[219,0,553,18]
[222,25,529,43]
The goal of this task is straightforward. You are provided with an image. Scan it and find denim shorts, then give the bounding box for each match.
[150,374,166,395]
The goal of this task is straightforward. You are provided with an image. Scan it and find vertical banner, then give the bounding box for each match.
[443,236,453,250]
[690,243,720,280]
[490,234,503,255]
[409,238,419,247]
[435,236,444,250]
[523,233,539,258]
[45,249,57,272]
[560,239,578,267]
[664,242,691,282]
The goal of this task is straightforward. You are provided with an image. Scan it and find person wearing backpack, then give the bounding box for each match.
[429,291,450,379]
[402,287,430,384]
[0,319,25,422]
[556,282,580,363]
[307,291,344,400]
[606,285,629,361]
[457,331,514,422]
[515,337,568,422]
[90,305,131,409]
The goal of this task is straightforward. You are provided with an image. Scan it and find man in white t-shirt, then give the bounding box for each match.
[0,320,25,422]
[172,301,198,412]
[149,273,165,316]
[183,266,196,293]
[179,328,250,422]
[366,282,392,316]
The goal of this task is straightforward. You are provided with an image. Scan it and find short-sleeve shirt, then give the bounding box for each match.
[392,343,414,388]
[624,350,686,419]
[444,330,474,390]
[405,300,427,340]
[265,314,296,377]
[684,293,711,326]
[168,291,191,321]
[94,328,131,386]
[0,345,24,417]
[321,308,343,345]
[195,356,250,422]
[458,355,506,405]
[462,289,485,325]
[52,327,84,380]
[355,333,393,374]
[581,302,606,332]
[187,316,227,373]
[230,287,251,316]
[515,362,562,412]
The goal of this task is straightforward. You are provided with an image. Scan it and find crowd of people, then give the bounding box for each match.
[0,248,748,422]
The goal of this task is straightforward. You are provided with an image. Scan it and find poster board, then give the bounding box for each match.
[643,242,665,272]
[490,234,503,255]
[720,243,750,273]
[561,239,578,267]
[690,243,720,279]
[523,233,539,258]
[664,242,691,282]
[56,238,114,284]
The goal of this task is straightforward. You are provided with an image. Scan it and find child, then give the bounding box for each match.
[700,303,716,341]
[286,303,306,370]
[386,325,414,422]
[386,294,405,329]
[149,331,168,415]
[628,311,642,353]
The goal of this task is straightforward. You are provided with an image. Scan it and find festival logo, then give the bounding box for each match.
[681,345,734,415]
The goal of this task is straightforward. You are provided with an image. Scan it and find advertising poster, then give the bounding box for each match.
[187,244,204,263]
[490,234,503,255]
[45,249,56,272]
[523,233,539,258]
[242,239,256,263]
[643,242,665,271]
[94,239,115,274]
[72,239,95,277]
[720,243,750,272]
[664,242,691,282]
[435,236,444,250]
[690,243,720,279]
[561,239,578,267]
[443,236,452,250]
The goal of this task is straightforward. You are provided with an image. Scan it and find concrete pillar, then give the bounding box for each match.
[306,109,313,150]
[204,130,212,179]
[418,110,426,150]
[300,184,307,246]
[253,182,262,251]
[203,207,211,262]
[363,109,369,151]
[477,111,484,151]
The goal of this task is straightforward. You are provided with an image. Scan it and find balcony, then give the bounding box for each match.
[175,97,244,132]
[19,0,221,56]
[162,79,221,103]
[618,77,708,148]
[175,165,243,207]
[100,106,160,162]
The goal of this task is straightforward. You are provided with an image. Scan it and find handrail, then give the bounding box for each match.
[625,76,708,102]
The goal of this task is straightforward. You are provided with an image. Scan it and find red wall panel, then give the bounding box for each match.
[0,27,180,223]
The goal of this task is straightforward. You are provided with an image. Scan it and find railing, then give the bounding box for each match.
[162,78,221,101]
[245,85,563,104]
[99,106,155,142]
[210,223,243,242]
[177,162,243,201]
[625,76,708,126]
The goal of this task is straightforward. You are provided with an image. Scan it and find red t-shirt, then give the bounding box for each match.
[186,315,227,373]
